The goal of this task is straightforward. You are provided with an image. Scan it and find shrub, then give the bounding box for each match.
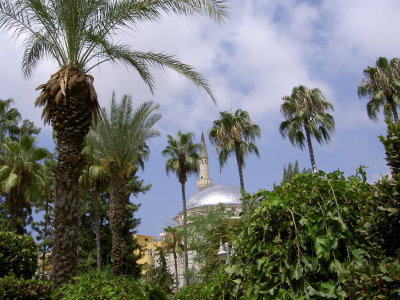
[53,267,168,300]
[229,170,375,299]
[0,274,52,300]
[379,118,400,175]
[174,267,233,300]
[0,231,38,278]
[343,258,400,298]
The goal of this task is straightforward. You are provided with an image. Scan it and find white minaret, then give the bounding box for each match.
[196,132,213,191]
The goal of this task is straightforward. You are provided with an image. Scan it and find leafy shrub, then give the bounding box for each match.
[369,174,400,257]
[0,274,52,299]
[174,267,233,300]
[379,118,400,175]
[53,267,168,300]
[343,258,400,299]
[229,170,375,299]
[0,231,38,278]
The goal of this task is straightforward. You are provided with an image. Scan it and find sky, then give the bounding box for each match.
[0,0,399,237]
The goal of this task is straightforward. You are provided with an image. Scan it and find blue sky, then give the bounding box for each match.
[0,0,399,237]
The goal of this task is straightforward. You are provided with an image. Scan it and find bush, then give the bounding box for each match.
[53,267,168,300]
[343,258,400,298]
[174,267,233,300]
[0,274,52,300]
[229,170,375,299]
[0,231,38,278]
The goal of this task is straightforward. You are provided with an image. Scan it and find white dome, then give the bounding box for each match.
[186,185,242,210]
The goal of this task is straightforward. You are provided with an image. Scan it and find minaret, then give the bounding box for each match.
[197,132,213,191]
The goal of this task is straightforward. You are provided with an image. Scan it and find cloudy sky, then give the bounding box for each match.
[0,0,399,237]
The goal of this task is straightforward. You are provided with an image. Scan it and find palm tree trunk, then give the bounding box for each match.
[305,125,317,173]
[109,177,127,276]
[234,142,245,191]
[49,78,94,287]
[93,187,101,271]
[9,190,26,235]
[180,181,189,286]
[173,249,179,290]
[52,129,87,287]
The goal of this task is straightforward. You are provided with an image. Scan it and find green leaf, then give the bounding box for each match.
[292,267,303,280]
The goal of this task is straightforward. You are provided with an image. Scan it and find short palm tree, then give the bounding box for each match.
[280,85,335,173]
[358,57,400,122]
[162,131,200,286]
[164,226,184,290]
[209,109,261,191]
[0,98,21,143]
[79,143,109,271]
[0,0,227,286]
[0,135,51,234]
[87,93,160,275]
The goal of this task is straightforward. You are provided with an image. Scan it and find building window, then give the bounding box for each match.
[144,238,148,241]
[147,249,153,257]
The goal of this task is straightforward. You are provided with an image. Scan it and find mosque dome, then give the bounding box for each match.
[186,185,242,210]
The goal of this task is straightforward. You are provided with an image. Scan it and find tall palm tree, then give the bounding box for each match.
[0,135,51,234]
[162,131,200,286]
[358,57,400,122]
[164,226,184,290]
[87,93,160,276]
[280,85,335,173]
[0,0,227,286]
[209,109,260,191]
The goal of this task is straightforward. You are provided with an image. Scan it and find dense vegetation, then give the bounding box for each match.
[0,0,398,298]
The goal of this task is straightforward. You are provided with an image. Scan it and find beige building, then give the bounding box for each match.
[134,234,162,274]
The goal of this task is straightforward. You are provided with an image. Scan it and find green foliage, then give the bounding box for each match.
[53,267,167,300]
[77,191,143,277]
[379,118,400,175]
[186,204,240,280]
[0,231,38,279]
[0,0,226,99]
[174,266,233,300]
[0,274,52,300]
[145,247,174,294]
[282,160,311,183]
[229,170,374,299]
[343,258,400,299]
[162,131,200,184]
[358,57,400,122]
[368,174,400,257]
[209,109,261,190]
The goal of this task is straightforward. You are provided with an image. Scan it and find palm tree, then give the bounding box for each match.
[0,135,51,234]
[209,109,261,191]
[0,0,227,286]
[280,85,335,173]
[32,158,56,272]
[164,226,184,290]
[87,93,160,275]
[0,98,21,143]
[79,143,109,271]
[162,131,200,285]
[358,57,400,122]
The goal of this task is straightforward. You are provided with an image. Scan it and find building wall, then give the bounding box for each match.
[134,234,161,274]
